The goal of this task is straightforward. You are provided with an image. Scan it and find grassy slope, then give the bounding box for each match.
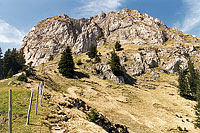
[1,42,200,132]
[32,43,200,132]
[0,77,49,132]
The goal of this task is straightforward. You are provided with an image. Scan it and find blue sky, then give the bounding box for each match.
[0,0,199,52]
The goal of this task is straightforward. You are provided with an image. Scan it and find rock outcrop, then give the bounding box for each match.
[20,8,199,66]
[21,14,103,66]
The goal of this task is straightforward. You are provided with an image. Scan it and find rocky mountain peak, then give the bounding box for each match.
[20,8,199,66]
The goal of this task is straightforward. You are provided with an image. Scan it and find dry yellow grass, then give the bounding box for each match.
[32,44,200,132]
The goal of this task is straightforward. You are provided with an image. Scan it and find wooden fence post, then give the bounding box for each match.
[27,89,33,125]
[35,86,39,115]
[8,89,12,133]
[40,82,45,106]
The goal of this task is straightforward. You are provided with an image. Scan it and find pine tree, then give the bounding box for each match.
[7,68,14,78]
[178,66,188,97]
[0,47,3,79]
[178,59,200,99]
[188,59,199,98]
[115,41,122,51]
[23,61,35,77]
[110,51,121,76]
[16,50,26,70]
[2,48,25,78]
[195,102,200,128]
[58,46,75,78]
[87,44,97,59]
[194,84,200,128]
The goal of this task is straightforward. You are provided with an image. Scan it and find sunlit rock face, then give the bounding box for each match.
[20,8,199,66]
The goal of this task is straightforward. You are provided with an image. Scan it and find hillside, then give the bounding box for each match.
[1,8,200,132]
[1,43,200,132]
[35,43,200,132]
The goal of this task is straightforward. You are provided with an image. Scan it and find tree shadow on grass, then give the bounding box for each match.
[120,66,136,85]
[28,123,42,126]
[181,94,196,101]
[73,71,90,79]
[123,73,136,85]
[116,48,124,51]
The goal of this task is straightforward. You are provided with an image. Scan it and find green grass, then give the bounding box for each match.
[0,80,49,132]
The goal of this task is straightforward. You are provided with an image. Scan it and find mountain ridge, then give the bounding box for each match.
[20,8,199,66]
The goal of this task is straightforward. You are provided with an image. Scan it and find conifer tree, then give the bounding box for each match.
[115,41,122,51]
[58,46,75,78]
[7,68,14,78]
[0,47,3,79]
[110,50,121,76]
[178,66,188,97]
[23,61,35,77]
[188,59,199,98]
[87,44,97,59]
[17,50,26,70]
[194,81,200,128]
[178,59,200,99]
[195,102,200,128]
[0,48,25,79]
[2,48,25,78]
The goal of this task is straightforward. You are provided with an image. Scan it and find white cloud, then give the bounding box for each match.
[0,19,25,44]
[176,0,200,36]
[78,0,124,18]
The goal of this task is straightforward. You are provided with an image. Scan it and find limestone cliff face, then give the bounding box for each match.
[20,8,199,66]
[21,14,103,66]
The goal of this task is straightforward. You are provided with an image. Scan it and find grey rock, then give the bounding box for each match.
[21,14,103,66]
[21,9,170,66]
[94,64,125,84]
[151,71,160,78]
[126,53,145,76]
[142,49,159,68]
[8,81,16,86]
[19,8,200,85]
[160,56,188,74]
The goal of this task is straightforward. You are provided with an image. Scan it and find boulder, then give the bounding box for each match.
[160,56,188,74]
[8,81,16,86]
[126,53,145,76]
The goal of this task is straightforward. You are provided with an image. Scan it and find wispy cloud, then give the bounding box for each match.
[77,0,124,18]
[0,19,25,44]
[176,0,200,36]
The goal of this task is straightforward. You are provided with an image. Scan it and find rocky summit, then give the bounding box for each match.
[20,8,199,66]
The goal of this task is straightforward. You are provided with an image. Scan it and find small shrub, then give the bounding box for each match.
[23,62,36,77]
[48,55,54,61]
[87,44,97,59]
[115,41,122,51]
[17,73,28,82]
[177,126,188,132]
[86,59,91,63]
[87,109,99,122]
[177,126,183,131]
[77,59,83,65]
[94,56,101,63]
